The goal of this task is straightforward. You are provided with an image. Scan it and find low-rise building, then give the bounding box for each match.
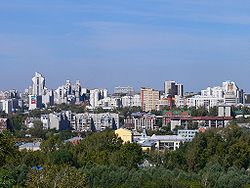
[163,109,233,130]
[97,96,122,109]
[64,136,83,145]
[150,135,185,150]
[177,129,199,142]
[115,128,133,143]
[24,117,41,129]
[0,118,11,132]
[134,129,155,151]
[19,142,41,151]
[124,112,156,130]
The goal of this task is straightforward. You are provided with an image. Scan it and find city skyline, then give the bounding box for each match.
[1,1,250,91]
[0,71,247,93]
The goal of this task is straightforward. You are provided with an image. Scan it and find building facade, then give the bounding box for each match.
[141,88,159,112]
[164,80,183,97]
[89,89,108,109]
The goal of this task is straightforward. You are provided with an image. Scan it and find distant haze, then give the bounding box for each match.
[0,0,250,92]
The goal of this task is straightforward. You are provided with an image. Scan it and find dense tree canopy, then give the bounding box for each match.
[26,165,87,188]
[0,132,17,167]
[1,126,250,187]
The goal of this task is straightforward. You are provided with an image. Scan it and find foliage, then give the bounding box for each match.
[3,164,29,187]
[2,124,250,187]
[26,165,87,188]
[190,106,209,117]
[8,113,27,131]
[200,163,250,188]
[20,150,46,167]
[28,120,46,138]
[53,103,86,113]
[147,126,173,136]
[149,126,250,174]
[0,132,18,167]
[73,130,143,168]
[83,165,201,188]
[0,169,15,188]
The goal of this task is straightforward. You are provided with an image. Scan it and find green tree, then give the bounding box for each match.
[74,130,123,167]
[48,149,75,166]
[226,139,250,169]
[20,150,45,167]
[217,167,249,188]
[41,135,60,152]
[118,142,144,169]
[26,165,87,188]
[8,114,25,131]
[190,106,208,117]
[29,120,45,138]
[0,132,18,167]
[199,162,223,187]
[0,169,15,188]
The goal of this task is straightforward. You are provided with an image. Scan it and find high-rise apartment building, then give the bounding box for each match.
[184,81,244,109]
[222,81,244,105]
[28,72,54,109]
[164,80,183,97]
[176,83,184,97]
[31,72,46,96]
[74,80,81,104]
[54,79,84,105]
[89,89,108,109]
[141,88,159,112]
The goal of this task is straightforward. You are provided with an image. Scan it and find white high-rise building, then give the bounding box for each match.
[121,94,141,108]
[55,86,67,104]
[42,90,54,107]
[222,81,238,94]
[89,89,108,109]
[201,87,224,98]
[164,80,183,97]
[65,80,72,95]
[97,96,122,109]
[28,72,54,109]
[74,80,81,104]
[31,72,46,96]
[186,81,243,108]
[187,95,224,108]
[0,99,13,114]
[164,81,176,96]
[222,81,244,104]
[54,79,84,105]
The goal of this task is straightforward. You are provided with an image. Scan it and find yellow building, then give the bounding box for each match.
[115,128,133,143]
[141,87,160,112]
[139,142,155,151]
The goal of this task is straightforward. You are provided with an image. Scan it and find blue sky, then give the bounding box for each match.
[0,0,250,92]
